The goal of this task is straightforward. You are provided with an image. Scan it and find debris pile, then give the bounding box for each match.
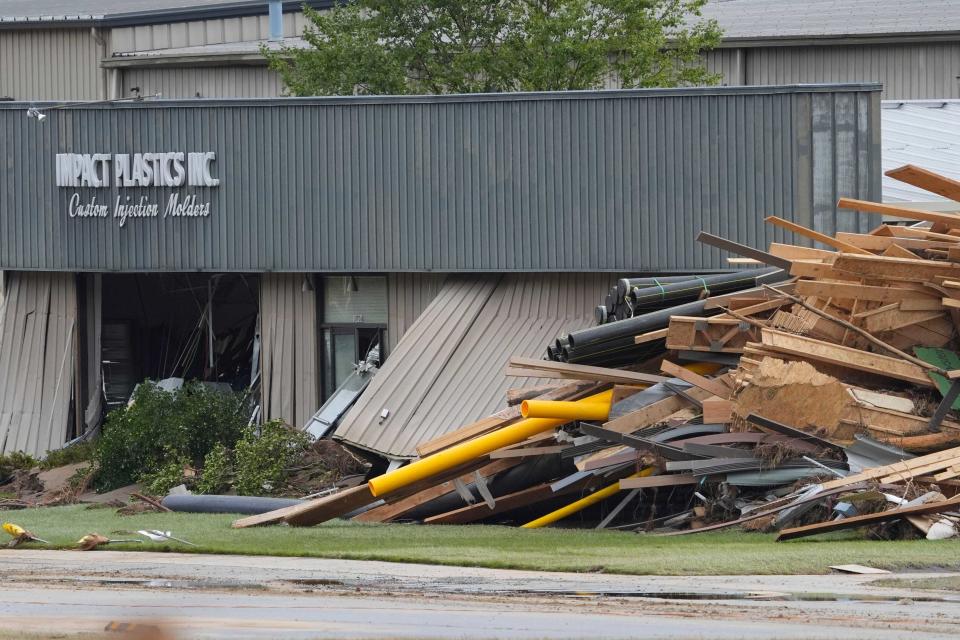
[234,163,960,540]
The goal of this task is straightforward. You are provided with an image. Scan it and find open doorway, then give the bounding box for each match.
[99,273,259,410]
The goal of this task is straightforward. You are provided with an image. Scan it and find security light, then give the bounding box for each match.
[26,108,46,122]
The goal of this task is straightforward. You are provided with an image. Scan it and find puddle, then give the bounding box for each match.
[504,589,960,603]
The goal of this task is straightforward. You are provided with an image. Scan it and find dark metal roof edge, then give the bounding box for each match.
[0,83,883,109]
[717,31,960,48]
[0,0,332,30]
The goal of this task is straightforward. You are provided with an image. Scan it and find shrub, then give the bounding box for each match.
[0,451,37,482]
[139,456,192,496]
[196,443,233,495]
[40,441,95,470]
[94,380,248,492]
[234,420,311,496]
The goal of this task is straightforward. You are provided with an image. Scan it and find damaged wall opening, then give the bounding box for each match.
[98,273,260,412]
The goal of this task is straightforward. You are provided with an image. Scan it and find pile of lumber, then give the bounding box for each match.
[235,164,960,540]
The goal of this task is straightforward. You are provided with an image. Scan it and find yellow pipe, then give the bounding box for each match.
[521,467,654,529]
[521,399,610,421]
[684,361,722,376]
[368,389,614,497]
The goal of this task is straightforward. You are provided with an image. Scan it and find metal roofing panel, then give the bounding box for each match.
[701,0,960,40]
[333,273,609,459]
[0,85,881,272]
[881,100,960,203]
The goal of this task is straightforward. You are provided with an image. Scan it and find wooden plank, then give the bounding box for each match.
[899,298,945,311]
[832,253,960,283]
[838,197,960,229]
[702,396,733,423]
[789,260,859,280]
[819,446,960,493]
[634,328,669,345]
[882,224,960,243]
[835,232,960,252]
[767,242,837,261]
[765,216,872,255]
[760,328,934,387]
[862,308,944,334]
[776,495,960,541]
[793,280,935,303]
[508,357,668,386]
[619,474,698,489]
[602,387,714,435]
[660,360,731,398]
[665,316,760,353]
[506,383,564,406]
[232,484,374,529]
[885,164,960,203]
[354,458,521,523]
[882,243,919,259]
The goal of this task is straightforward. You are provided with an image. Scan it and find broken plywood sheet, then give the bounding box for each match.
[734,358,930,443]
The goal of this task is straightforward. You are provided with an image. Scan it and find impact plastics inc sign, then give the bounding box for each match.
[55,151,219,228]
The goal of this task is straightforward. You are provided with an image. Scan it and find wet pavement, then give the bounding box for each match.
[2,551,960,638]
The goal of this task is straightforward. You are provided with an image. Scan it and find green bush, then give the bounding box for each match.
[234,420,311,496]
[139,456,192,496]
[0,451,37,481]
[40,441,95,470]
[196,443,233,495]
[94,381,248,492]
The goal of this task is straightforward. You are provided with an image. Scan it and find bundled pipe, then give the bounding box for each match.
[549,268,788,365]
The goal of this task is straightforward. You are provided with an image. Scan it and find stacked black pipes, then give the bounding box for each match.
[551,268,787,365]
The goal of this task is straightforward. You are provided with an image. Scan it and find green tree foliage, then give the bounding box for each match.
[266,0,721,96]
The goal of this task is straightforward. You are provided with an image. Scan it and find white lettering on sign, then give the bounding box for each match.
[56,151,217,227]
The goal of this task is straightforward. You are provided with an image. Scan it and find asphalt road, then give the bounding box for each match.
[2,551,960,639]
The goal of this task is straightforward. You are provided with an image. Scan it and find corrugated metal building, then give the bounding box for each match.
[0,85,880,458]
[700,0,960,100]
[2,1,959,103]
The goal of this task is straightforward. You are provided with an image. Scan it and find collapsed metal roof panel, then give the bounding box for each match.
[333,273,610,459]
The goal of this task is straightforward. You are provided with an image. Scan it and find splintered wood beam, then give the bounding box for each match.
[760,328,934,387]
[660,359,731,399]
[885,164,960,203]
[831,253,960,283]
[232,484,375,529]
[765,216,872,255]
[838,197,960,229]
[776,495,960,542]
[793,280,937,303]
[835,232,960,252]
[602,387,714,435]
[507,357,668,386]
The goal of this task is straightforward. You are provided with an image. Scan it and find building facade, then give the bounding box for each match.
[3,1,959,104]
[0,85,880,457]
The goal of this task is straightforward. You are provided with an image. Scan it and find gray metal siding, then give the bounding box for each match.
[707,43,960,100]
[0,28,103,100]
[110,13,307,53]
[0,86,880,272]
[123,66,285,98]
[386,272,447,351]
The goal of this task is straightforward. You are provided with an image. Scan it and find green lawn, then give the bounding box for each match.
[2,504,960,575]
